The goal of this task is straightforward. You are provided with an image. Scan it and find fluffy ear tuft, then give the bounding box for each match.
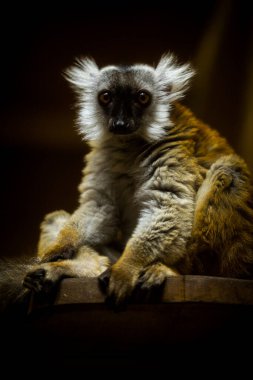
[64,57,100,92]
[155,53,195,101]
[63,57,102,142]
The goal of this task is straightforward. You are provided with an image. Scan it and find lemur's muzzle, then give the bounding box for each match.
[109,119,136,135]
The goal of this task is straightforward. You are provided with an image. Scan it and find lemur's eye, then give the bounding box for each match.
[98,91,112,106]
[136,90,151,107]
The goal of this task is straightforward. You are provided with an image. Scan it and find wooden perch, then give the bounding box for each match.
[2,275,253,370]
[27,276,253,348]
[49,275,253,306]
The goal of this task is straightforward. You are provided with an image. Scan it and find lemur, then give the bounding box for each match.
[1,53,253,309]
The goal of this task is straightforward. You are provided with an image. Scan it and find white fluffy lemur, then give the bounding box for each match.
[1,53,253,309]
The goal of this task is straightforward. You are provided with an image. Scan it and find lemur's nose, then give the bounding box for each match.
[111,119,132,134]
[109,118,135,135]
[113,120,130,129]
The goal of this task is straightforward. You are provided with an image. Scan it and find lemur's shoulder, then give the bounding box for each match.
[171,102,234,159]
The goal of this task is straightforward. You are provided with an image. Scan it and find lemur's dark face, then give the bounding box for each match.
[97,67,153,135]
[66,54,194,142]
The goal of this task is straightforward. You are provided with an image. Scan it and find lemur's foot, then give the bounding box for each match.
[23,268,54,293]
[23,262,64,293]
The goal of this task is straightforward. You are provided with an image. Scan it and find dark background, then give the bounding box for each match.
[1,1,253,258]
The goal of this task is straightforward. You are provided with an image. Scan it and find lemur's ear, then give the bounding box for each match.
[155,53,195,101]
[64,57,101,141]
[64,57,99,92]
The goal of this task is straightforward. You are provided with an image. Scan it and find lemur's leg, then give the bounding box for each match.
[23,210,110,293]
[190,154,253,277]
[23,247,110,293]
[37,210,71,256]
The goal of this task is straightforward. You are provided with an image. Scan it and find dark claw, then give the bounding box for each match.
[98,268,111,292]
[23,278,42,293]
[29,268,46,279]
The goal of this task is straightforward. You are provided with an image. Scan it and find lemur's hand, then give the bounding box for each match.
[100,260,140,307]
[99,260,179,308]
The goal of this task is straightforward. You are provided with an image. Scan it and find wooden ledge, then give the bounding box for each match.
[4,275,253,367]
[48,275,253,306]
[24,275,253,350]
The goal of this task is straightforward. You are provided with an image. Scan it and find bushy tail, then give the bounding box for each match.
[0,256,39,318]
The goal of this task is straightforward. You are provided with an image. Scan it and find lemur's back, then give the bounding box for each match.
[171,103,234,166]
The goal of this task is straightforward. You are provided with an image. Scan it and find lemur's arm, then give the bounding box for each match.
[104,162,197,305]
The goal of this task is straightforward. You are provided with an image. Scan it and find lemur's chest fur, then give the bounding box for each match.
[94,139,145,242]
[82,132,199,244]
